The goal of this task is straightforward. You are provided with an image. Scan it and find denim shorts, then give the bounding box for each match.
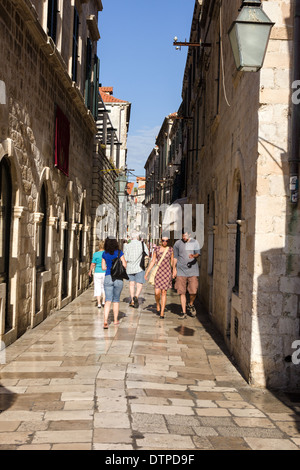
[104,275,123,303]
[128,271,145,284]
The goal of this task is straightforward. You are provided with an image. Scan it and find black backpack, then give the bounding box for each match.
[111,250,129,282]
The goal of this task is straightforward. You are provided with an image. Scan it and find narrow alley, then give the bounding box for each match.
[0,283,299,451]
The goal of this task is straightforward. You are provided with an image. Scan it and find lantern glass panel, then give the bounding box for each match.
[237,22,272,71]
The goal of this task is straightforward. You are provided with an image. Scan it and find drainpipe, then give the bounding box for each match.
[290,0,300,204]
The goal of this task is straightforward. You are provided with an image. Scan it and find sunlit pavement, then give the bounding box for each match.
[0,282,299,450]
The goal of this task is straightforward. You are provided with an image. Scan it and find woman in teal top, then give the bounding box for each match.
[88,240,106,308]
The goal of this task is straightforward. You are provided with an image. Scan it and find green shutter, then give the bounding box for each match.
[85,39,92,109]
[92,55,100,120]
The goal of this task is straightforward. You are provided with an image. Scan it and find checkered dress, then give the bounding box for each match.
[154,247,173,290]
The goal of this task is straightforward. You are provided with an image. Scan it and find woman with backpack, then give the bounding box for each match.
[102,237,127,329]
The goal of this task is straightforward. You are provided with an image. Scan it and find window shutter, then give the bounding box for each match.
[85,38,92,109]
[92,55,100,120]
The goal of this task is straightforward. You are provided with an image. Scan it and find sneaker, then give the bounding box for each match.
[187,304,196,317]
[178,312,187,319]
[97,304,101,309]
[133,296,139,308]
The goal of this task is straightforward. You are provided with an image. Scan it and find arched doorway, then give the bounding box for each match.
[78,202,85,292]
[61,198,69,300]
[0,158,12,331]
[36,183,47,273]
[35,183,47,314]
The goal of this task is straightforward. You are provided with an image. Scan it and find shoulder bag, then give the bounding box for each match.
[111,251,129,282]
[140,241,147,271]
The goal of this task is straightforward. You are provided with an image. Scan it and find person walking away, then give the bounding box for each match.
[173,230,201,319]
[145,237,175,319]
[124,231,149,308]
[88,240,106,308]
[102,238,127,329]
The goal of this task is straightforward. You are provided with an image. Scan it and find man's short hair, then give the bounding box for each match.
[130,230,140,240]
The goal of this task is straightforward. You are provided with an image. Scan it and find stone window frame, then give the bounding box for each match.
[77,190,89,294]
[59,181,76,309]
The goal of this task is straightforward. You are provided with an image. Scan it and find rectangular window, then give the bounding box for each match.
[72,6,79,82]
[47,0,58,43]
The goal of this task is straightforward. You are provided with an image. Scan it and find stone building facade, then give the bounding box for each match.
[0,0,119,347]
[179,0,300,389]
[98,87,131,170]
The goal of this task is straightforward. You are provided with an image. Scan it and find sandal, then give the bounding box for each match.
[103,323,108,329]
[159,315,164,319]
[114,321,120,325]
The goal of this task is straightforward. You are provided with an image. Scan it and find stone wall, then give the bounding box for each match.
[253,0,300,389]
[186,0,300,389]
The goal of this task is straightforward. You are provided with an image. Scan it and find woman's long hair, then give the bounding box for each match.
[104,237,119,255]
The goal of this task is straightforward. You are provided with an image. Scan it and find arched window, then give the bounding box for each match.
[36,184,47,271]
[0,158,12,330]
[79,203,85,263]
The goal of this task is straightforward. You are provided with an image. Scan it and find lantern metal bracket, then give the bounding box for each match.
[173,38,211,50]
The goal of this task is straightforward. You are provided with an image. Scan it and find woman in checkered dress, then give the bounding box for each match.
[145,237,175,319]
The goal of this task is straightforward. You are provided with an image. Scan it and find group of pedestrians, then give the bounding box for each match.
[89,230,200,328]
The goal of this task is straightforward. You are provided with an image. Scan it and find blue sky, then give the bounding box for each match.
[97,0,195,181]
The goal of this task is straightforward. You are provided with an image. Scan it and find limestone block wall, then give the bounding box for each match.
[252,0,300,389]
[91,142,119,253]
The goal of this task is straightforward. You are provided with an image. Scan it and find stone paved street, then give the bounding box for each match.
[0,282,300,450]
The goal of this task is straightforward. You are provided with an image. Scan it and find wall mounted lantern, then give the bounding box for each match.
[228,0,274,72]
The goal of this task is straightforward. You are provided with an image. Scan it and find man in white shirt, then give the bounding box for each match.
[124,231,149,308]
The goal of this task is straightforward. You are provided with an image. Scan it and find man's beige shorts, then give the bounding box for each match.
[175,276,199,295]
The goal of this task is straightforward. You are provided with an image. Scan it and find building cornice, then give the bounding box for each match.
[87,15,101,41]
[80,0,103,11]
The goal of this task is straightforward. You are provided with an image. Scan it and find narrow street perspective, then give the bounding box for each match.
[1,0,300,454]
[0,283,299,451]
